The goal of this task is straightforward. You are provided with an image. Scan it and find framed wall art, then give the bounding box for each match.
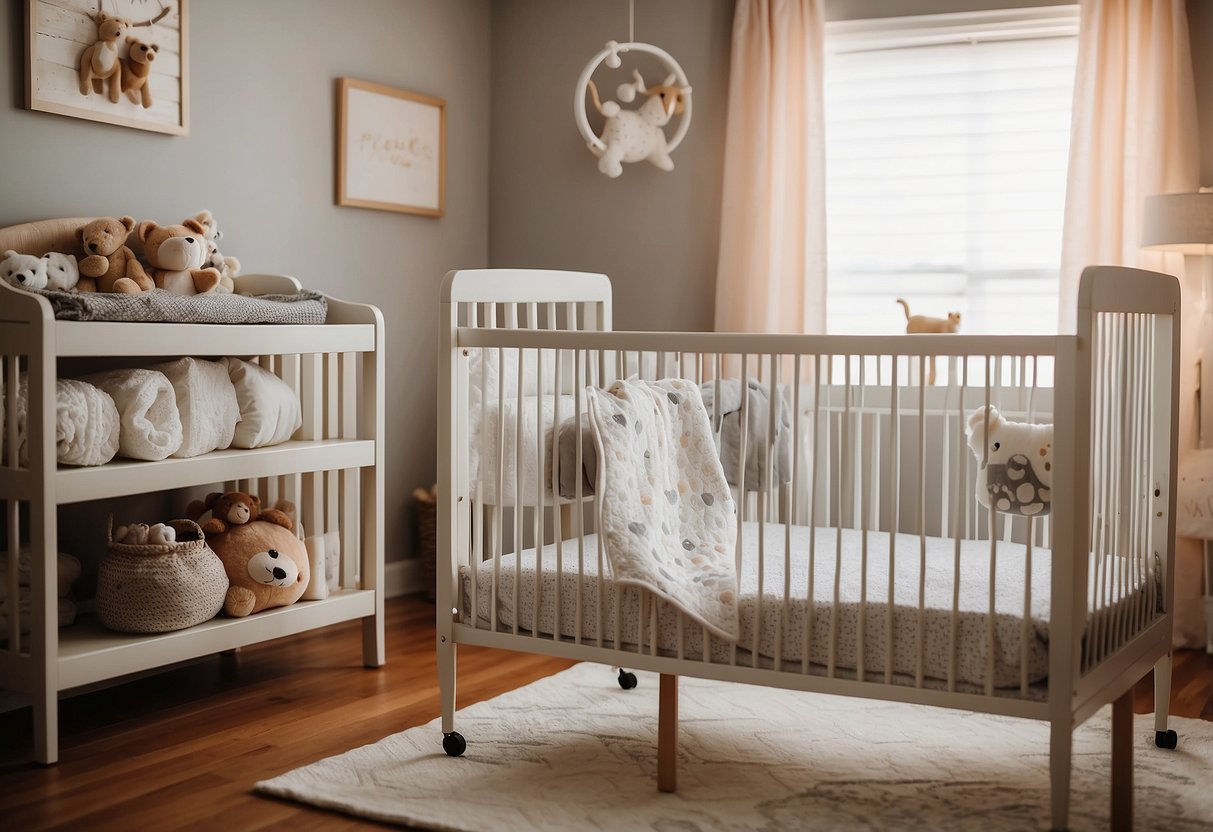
[336,77,446,217]
[26,0,189,136]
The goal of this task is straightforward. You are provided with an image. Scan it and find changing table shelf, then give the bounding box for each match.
[56,439,376,503]
[56,590,376,690]
[52,321,376,357]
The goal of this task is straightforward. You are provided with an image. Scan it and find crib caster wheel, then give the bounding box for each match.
[1155,729,1178,749]
[443,732,467,757]
[618,669,638,690]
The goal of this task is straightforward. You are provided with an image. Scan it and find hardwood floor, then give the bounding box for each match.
[0,597,1209,831]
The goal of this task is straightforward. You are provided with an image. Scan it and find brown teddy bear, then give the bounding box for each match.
[138,219,222,295]
[78,12,131,102]
[188,491,294,537]
[77,216,153,294]
[207,519,310,617]
[120,36,159,109]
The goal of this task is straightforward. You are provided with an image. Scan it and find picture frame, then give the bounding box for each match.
[25,0,189,136]
[336,78,446,218]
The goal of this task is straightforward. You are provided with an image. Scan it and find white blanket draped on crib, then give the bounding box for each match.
[587,378,740,641]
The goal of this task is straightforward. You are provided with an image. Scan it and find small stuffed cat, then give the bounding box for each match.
[896,298,961,334]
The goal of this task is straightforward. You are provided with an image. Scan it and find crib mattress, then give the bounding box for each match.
[462,523,1150,691]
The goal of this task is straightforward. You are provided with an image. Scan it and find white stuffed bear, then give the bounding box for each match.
[589,69,690,179]
[0,250,49,291]
[966,406,1053,516]
[44,252,81,292]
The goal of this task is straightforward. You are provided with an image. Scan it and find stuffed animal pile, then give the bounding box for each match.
[0,210,243,298]
[187,491,310,617]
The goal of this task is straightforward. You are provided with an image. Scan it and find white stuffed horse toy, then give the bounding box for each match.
[588,70,691,178]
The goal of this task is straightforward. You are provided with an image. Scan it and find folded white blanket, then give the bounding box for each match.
[1,375,121,467]
[0,549,81,598]
[82,368,183,461]
[0,591,77,634]
[150,358,240,458]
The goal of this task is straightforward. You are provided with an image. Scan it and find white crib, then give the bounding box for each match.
[437,266,1181,831]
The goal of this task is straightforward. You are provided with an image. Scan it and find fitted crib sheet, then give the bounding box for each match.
[462,522,1150,691]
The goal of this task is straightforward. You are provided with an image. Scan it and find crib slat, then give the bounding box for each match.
[984,356,998,697]
[1020,356,1038,696]
[916,355,927,688]
[733,353,749,668]
[804,354,820,675]
[551,306,564,643]
[788,354,801,672]
[828,357,849,678]
[886,356,899,685]
[574,349,586,646]
[534,346,544,640]
[948,356,967,692]
[761,353,777,669]
[857,358,868,683]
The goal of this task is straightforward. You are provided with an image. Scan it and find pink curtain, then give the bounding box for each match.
[1059,0,1204,646]
[1059,0,1199,329]
[714,0,826,334]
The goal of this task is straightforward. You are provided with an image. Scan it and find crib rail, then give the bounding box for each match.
[438,266,1179,715]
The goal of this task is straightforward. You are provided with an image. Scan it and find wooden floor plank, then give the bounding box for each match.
[0,597,1208,831]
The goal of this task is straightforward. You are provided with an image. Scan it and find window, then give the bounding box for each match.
[824,7,1080,335]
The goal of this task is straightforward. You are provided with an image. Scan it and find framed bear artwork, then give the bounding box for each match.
[25,0,188,136]
[336,77,446,217]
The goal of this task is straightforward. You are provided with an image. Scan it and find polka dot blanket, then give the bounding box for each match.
[587,378,740,641]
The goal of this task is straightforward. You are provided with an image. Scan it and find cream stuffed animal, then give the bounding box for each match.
[0,251,49,291]
[588,70,690,178]
[966,406,1053,516]
[44,252,81,292]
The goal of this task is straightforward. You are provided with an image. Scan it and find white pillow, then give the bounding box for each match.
[150,358,240,458]
[220,358,301,449]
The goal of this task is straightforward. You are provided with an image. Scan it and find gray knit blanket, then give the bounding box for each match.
[34,288,327,325]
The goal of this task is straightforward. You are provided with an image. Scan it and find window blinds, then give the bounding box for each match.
[824,8,1080,335]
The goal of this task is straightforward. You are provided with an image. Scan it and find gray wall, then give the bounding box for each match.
[1,0,492,563]
[488,0,733,332]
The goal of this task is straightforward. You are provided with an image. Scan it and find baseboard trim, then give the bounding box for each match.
[385,559,423,599]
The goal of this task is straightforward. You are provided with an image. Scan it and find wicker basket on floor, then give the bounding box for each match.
[414,485,437,602]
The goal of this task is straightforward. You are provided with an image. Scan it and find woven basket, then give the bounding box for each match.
[97,519,229,634]
[414,486,437,602]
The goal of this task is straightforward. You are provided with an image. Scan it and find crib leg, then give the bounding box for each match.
[438,638,465,756]
[1153,654,1178,748]
[658,673,678,793]
[1111,690,1133,832]
[1049,718,1072,831]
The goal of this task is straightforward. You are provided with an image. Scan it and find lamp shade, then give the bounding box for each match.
[1142,192,1213,253]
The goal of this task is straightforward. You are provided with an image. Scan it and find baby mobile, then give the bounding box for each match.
[573,0,693,178]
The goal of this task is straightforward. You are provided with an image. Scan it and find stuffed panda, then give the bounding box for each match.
[966,405,1053,516]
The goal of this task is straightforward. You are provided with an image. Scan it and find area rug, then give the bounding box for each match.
[256,664,1213,831]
